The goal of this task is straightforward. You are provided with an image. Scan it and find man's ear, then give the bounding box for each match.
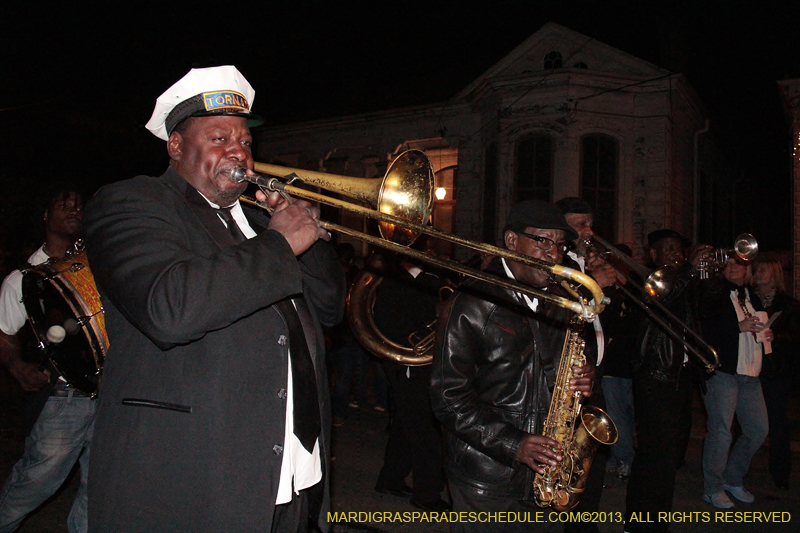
[167,131,183,162]
[504,230,518,252]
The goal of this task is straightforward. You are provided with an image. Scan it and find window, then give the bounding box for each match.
[431,166,457,258]
[580,134,618,239]
[515,134,554,203]
[543,51,563,70]
[573,61,588,69]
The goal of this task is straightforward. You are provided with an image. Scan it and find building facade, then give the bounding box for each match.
[255,22,728,261]
[778,78,800,298]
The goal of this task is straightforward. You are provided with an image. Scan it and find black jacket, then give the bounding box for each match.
[634,264,702,382]
[760,290,800,381]
[430,259,571,499]
[83,168,346,532]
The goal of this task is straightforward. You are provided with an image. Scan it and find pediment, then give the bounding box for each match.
[457,22,669,99]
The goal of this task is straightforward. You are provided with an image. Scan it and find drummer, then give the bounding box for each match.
[0,184,95,533]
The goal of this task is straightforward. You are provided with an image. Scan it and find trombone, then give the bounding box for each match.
[234,150,607,322]
[586,234,720,372]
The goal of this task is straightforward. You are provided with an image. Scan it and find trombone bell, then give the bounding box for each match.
[252,150,434,246]
[643,266,679,300]
[375,150,435,246]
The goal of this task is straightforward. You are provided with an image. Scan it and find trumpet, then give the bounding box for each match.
[586,234,719,372]
[697,233,758,279]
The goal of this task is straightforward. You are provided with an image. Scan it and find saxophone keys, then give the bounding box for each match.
[554,489,571,509]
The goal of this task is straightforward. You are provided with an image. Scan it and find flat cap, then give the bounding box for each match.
[647,229,691,248]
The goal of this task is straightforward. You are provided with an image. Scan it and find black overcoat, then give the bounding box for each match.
[82,167,345,532]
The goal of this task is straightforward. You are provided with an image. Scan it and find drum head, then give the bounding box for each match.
[22,269,102,395]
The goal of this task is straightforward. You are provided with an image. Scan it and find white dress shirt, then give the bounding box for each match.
[201,193,322,503]
[567,251,605,365]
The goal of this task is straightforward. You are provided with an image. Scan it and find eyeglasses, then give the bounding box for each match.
[519,232,569,254]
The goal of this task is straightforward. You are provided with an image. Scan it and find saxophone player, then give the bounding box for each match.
[430,200,596,533]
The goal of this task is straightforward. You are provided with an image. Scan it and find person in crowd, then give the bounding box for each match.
[431,200,596,533]
[82,66,345,531]
[372,251,450,512]
[624,230,709,532]
[554,197,618,290]
[598,243,637,481]
[697,255,771,509]
[752,258,800,490]
[554,197,618,533]
[328,242,370,427]
[0,185,94,533]
[328,243,388,427]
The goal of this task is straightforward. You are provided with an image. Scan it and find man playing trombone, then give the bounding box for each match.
[430,200,596,532]
[82,66,345,532]
[623,230,710,533]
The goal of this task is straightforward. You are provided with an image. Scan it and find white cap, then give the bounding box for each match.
[145,65,261,141]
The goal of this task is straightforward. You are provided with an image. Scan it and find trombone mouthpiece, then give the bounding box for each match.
[230,167,247,183]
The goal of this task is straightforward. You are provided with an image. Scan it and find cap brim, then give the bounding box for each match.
[175,110,264,132]
[190,110,263,126]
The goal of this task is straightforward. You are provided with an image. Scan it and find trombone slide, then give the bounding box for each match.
[236,150,607,320]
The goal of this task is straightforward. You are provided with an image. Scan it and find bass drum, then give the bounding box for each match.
[22,249,108,397]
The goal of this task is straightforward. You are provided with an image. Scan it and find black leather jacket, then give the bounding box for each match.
[430,260,571,499]
[634,264,701,382]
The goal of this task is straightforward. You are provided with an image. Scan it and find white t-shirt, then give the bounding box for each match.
[0,246,49,336]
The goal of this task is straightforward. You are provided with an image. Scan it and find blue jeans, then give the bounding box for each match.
[702,372,768,494]
[602,376,635,468]
[0,394,95,533]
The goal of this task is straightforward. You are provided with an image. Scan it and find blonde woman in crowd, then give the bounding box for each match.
[752,258,800,490]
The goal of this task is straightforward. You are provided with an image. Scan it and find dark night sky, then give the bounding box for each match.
[2,0,798,251]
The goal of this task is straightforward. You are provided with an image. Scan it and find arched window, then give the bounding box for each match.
[515,134,553,203]
[580,134,618,239]
[543,51,563,70]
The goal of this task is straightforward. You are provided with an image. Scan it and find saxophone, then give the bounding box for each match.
[532,315,618,511]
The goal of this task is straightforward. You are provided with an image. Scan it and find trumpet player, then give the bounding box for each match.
[430,200,595,532]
